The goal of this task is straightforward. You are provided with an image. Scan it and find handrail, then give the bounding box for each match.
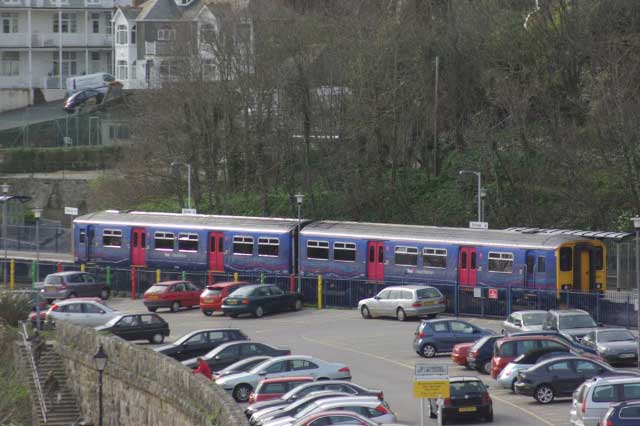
[20,321,48,424]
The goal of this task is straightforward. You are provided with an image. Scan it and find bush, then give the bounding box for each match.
[0,292,32,326]
[0,325,32,425]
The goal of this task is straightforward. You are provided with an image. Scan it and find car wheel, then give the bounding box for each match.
[294,299,303,311]
[150,333,164,344]
[203,310,213,316]
[233,384,253,402]
[360,305,371,319]
[100,288,110,300]
[511,379,517,392]
[500,329,505,334]
[47,299,54,304]
[170,301,180,313]
[482,361,492,375]
[396,308,407,321]
[254,305,264,318]
[421,344,437,358]
[534,384,555,404]
[484,407,494,422]
[228,313,238,318]
[147,307,157,312]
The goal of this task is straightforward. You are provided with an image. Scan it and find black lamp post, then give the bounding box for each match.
[93,345,108,426]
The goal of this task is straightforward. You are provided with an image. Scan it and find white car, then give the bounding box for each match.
[502,310,547,334]
[216,355,352,402]
[46,298,120,327]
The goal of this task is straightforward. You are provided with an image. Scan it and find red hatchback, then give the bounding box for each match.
[143,281,203,313]
[200,281,251,316]
[248,376,314,404]
[451,342,474,367]
[490,336,568,379]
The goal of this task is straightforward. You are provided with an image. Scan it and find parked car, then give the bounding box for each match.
[249,377,314,405]
[287,410,394,426]
[250,391,351,426]
[143,280,203,313]
[507,330,598,355]
[200,281,251,316]
[214,356,273,381]
[502,310,547,334]
[542,309,599,342]
[45,298,120,327]
[427,377,493,424]
[490,335,570,378]
[358,285,446,321]
[570,376,640,426]
[451,342,474,367]
[37,271,110,303]
[216,355,351,402]
[581,328,639,365]
[413,319,494,358]
[153,328,248,361]
[245,380,383,419]
[63,88,104,112]
[467,335,502,375]
[600,400,640,426]
[95,313,170,344]
[514,356,639,404]
[222,284,303,318]
[182,341,290,371]
[497,347,572,390]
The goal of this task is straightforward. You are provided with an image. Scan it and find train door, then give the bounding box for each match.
[576,245,595,292]
[458,247,477,287]
[77,226,91,261]
[367,241,384,281]
[131,228,146,267]
[208,231,225,272]
[525,251,547,289]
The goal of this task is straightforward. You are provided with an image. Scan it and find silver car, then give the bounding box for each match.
[581,328,639,365]
[46,299,120,327]
[251,391,349,426]
[501,310,547,334]
[37,271,110,303]
[570,376,640,426]
[358,285,446,321]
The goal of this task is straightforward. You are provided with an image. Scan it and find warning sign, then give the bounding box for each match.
[488,288,498,299]
[413,380,450,399]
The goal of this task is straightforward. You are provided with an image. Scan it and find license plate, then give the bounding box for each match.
[204,297,214,303]
[147,295,158,299]
[46,286,57,292]
[458,407,477,413]
[620,353,635,358]
[423,301,434,306]
[226,300,237,305]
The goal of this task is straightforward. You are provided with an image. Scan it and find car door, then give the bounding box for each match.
[431,321,455,351]
[449,321,478,344]
[83,273,100,296]
[261,360,291,380]
[268,286,286,312]
[67,273,85,296]
[113,315,138,340]
[370,289,391,316]
[573,360,606,392]
[82,302,106,327]
[253,286,272,312]
[212,345,241,369]
[289,359,320,379]
[179,332,209,360]
[546,360,577,395]
[186,282,201,307]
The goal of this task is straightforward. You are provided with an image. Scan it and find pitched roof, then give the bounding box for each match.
[137,0,182,21]
[119,6,141,20]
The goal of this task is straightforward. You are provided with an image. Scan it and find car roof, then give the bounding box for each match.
[595,328,630,333]
[532,355,595,368]
[48,271,86,277]
[316,397,379,407]
[55,297,104,304]
[511,310,548,315]
[497,335,562,345]
[549,309,589,316]
[154,280,189,286]
[208,281,250,288]
[448,376,484,383]
[292,380,365,390]
[381,285,438,291]
[259,376,314,384]
[178,328,241,337]
[613,399,640,408]
[589,376,640,385]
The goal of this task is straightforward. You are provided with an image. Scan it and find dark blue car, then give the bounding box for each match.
[602,400,640,426]
[413,319,494,358]
[466,335,502,374]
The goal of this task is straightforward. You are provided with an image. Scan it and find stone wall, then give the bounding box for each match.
[56,322,248,426]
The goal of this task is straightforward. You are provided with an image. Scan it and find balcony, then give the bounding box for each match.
[145,41,176,57]
[0,0,114,8]
[0,33,29,47]
[31,32,112,47]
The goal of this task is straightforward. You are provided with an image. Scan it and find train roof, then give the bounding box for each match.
[300,221,592,249]
[74,211,304,233]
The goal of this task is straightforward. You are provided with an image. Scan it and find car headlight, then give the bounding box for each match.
[597,345,609,353]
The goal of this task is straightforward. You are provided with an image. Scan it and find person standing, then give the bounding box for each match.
[43,371,61,408]
[192,358,212,380]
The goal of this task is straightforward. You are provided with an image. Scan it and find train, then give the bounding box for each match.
[73,210,607,293]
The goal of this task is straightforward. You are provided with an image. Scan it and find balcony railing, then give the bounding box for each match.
[0,0,114,8]
[30,32,112,47]
[0,33,29,47]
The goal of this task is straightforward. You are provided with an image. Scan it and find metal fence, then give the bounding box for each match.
[2,225,71,254]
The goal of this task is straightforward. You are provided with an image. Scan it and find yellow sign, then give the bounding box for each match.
[413,380,450,399]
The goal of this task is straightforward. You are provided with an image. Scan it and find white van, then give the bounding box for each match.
[65,73,115,96]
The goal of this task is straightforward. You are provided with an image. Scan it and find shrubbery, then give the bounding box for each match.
[0,292,32,326]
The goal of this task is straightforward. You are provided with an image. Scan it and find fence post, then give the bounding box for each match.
[454,282,459,316]
[260,273,265,284]
[56,262,63,273]
[181,270,186,281]
[131,267,137,300]
[81,264,85,272]
[9,259,14,290]
[507,287,512,316]
[156,268,161,283]
[233,272,238,282]
[290,274,295,293]
[626,295,631,329]
[208,271,213,286]
[595,293,600,324]
[31,260,36,286]
[106,266,111,288]
[317,275,323,310]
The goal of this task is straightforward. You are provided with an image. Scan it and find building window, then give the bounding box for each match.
[53,13,78,33]
[52,52,77,76]
[116,25,127,44]
[559,247,572,271]
[91,13,100,33]
[131,24,136,44]
[334,242,356,262]
[108,125,129,139]
[0,51,19,76]
[79,230,86,244]
[105,13,112,35]
[116,60,127,80]
[202,59,217,81]
[488,252,514,273]
[1,13,18,33]
[258,237,279,257]
[423,247,447,268]
[233,236,253,255]
[157,28,175,41]
[307,240,329,260]
[86,0,101,4]
[130,63,136,80]
[178,233,198,252]
[199,23,215,44]
[394,246,418,266]
[102,229,122,248]
[154,231,174,250]
[90,51,100,61]
[159,61,177,81]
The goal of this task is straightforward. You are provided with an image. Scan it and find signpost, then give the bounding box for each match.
[488,288,498,299]
[64,206,78,216]
[469,221,489,229]
[181,208,197,215]
[414,364,449,426]
[473,287,482,298]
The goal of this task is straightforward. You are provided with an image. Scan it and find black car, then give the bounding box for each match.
[95,313,170,343]
[153,328,248,361]
[508,330,597,354]
[63,89,104,113]
[221,284,303,318]
[427,377,493,424]
[514,356,639,404]
[244,380,383,419]
[181,341,290,370]
[602,400,640,426]
[467,335,502,374]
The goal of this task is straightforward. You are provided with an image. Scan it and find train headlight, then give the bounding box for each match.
[561,284,572,290]
[596,283,602,289]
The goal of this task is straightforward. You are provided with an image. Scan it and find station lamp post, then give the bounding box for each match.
[459,170,482,222]
[171,162,192,210]
[633,217,640,369]
[34,208,42,282]
[295,194,304,293]
[93,345,108,426]
[2,183,9,286]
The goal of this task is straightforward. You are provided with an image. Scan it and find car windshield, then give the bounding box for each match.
[471,336,491,352]
[559,315,596,329]
[599,330,636,342]
[294,402,320,419]
[146,285,169,294]
[104,316,123,326]
[44,275,63,285]
[229,286,256,297]
[522,313,546,326]
[450,381,485,395]
[416,288,441,299]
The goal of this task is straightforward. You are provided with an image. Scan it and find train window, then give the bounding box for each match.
[526,255,534,273]
[488,252,513,273]
[395,246,418,266]
[154,232,175,250]
[334,242,356,262]
[258,237,279,257]
[233,236,254,255]
[79,230,86,244]
[369,246,375,262]
[102,229,122,248]
[178,233,199,252]
[560,247,572,271]
[378,246,384,262]
[538,256,546,273]
[423,248,447,268]
[471,252,477,269]
[593,247,603,270]
[307,240,329,260]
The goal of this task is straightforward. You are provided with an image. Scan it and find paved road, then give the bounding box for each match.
[107,298,574,426]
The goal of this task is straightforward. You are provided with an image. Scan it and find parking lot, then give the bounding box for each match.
[107,298,578,426]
